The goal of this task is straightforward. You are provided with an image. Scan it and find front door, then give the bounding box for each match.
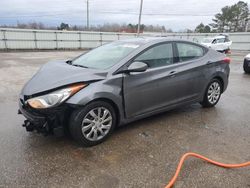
[123,42,178,118]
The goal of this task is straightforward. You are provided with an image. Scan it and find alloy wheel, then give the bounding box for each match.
[81,107,112,141]
[207,82,221,104]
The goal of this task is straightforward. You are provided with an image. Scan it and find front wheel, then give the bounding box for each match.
[69,101,116,147]
[200,79,222,108]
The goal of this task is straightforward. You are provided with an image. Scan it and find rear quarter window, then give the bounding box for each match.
[176,42,205,62]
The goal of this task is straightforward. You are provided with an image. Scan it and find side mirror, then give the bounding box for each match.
[127,61,148,73]
[66,59,72,64]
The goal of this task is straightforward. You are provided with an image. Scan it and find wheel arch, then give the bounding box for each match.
[213,76,224,92]
[87,98,121,126]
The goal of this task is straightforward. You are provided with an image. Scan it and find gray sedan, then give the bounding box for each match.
[19,38,230,146]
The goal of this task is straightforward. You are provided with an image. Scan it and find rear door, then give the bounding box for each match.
[174,42,208,100]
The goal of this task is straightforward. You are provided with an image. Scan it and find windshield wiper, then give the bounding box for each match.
[66,60,72,65]
[66,60,88,68]
[72,64,88,68]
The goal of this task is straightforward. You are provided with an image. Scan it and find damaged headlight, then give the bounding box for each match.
[27,83,86,109]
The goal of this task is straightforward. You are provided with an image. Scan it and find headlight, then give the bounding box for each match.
[27,83,86,109]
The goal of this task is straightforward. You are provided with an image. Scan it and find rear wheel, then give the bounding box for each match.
[200,79,222,108]
[243,59,250,74]
[69,101,116,147]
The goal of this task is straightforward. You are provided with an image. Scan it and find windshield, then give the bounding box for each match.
[202,38,213,43]
[72,42,140,69]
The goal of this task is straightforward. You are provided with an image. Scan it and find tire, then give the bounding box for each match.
[69,101,117,147]
[243,59,250,74]
[200,79,222,108]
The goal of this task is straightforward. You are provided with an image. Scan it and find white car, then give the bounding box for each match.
[201,35,232,53]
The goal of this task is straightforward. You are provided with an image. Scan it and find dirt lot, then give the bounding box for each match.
[0,51,249,188]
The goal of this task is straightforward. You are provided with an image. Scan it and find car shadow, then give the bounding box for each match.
[114,103,211,134]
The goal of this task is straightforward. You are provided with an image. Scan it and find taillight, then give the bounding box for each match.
[225,49,231,54]
[223,57,231,64]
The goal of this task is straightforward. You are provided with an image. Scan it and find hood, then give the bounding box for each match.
[22,61,107,96]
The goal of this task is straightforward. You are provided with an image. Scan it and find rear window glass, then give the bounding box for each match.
[176,43,204,62]
[225,37,230,42]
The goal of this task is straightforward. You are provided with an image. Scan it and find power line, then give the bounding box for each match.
[99,11,214,16]
[0,11,215,19]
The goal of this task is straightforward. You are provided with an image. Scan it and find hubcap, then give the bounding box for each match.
[207,82,221,104]
[81,107,112,141]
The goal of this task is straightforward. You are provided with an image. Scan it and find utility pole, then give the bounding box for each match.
[137,0,143,37]
[87,0,89,30]
[245,13,250,32]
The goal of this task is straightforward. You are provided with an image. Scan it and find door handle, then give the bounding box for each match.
[206,61,213,65]
[169,71,177,77]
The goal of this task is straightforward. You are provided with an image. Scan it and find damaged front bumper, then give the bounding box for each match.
[18,98,71,136]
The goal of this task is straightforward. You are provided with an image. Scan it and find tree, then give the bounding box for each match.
[195,23,211,33]
[231,1,249,31]
[204,25,211,33]
[210,1,249,32]
[6,21,168,33]
[195,23,205,32]
[58,22,70,30]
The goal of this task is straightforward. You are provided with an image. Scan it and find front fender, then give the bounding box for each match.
[66,76,125,124]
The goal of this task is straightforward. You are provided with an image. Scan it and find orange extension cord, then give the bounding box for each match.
[165,152,250,188]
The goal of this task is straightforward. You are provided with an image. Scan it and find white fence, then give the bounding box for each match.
[0,28,250,51]
[0,28,137,50]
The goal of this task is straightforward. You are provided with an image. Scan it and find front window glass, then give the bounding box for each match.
[134,43,174,68]
[177,43,204,62]
[72,42,140,69]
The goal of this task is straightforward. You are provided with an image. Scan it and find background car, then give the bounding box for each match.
[201,34,232,53]
[243,54,250,73]
[19,38,230,146]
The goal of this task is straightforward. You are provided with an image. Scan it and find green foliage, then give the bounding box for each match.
[210,1,249,32]
[58,22,70,30]
[195,23,211,33]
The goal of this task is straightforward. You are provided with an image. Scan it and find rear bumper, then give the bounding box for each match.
[18,99,70,136]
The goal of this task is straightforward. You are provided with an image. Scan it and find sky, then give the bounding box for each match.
[0,0,250,31]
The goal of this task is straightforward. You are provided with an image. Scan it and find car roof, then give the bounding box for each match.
[214,35,226,39]
[117,37,196,45]
[203,35,227,40]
